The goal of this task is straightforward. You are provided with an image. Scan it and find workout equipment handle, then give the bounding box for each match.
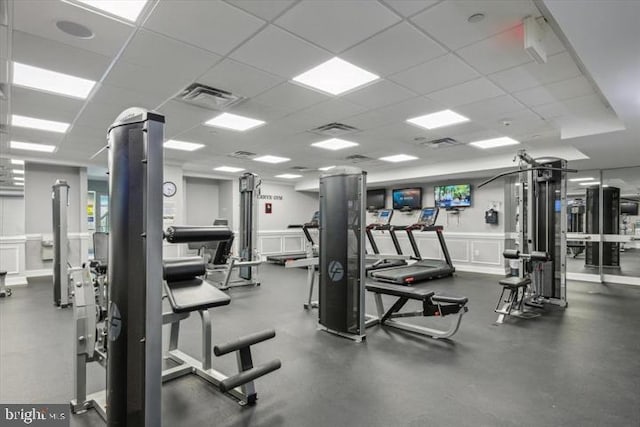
[502,249,549,261]
[163,258,206,281]
[218,360,282,393]
[214,329,276,356]
[165,226,233,243]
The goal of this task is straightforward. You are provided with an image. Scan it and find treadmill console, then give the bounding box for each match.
[375,209,393,225]
[417,207,439,227]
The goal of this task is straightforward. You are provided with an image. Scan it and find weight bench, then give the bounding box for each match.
[365,281,468,339]
[0,270,11,298]
[162,258,281,405]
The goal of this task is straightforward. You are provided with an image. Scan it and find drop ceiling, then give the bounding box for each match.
[0,0,638,187]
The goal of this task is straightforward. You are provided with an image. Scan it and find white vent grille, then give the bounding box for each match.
[414,137,463,149]
[228,150,256,159]
[309,122,360,137]
[345,154,373,163]
[176,83,246,111]
[291,166,311,172]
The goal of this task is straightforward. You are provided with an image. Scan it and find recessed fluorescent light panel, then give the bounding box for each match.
[205,113,265,131]
[253,155,290,164]
[12,114,70,133]
[275,174,302,179]
[14,182,25,186]
[569,177,594,182]
[214,166,245,173]
[469,137,520,149]
[580,182,601,186]
[407,110,470,130]
[311,138,359,151]
[10,141,57,153]
[13,169,25,175]
[163,140,205,151]
[292,57,379,96]
[72,0,148,22]
[379,154,419,163]
[12,62,96,99]
[11,159,25,165]
[14,177,25,181]
[318,166,336,171]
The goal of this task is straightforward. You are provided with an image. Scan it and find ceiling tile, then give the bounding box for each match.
[10,86,83,122]
[197,58,283,98]
[343,79,416,110]
[226,0,297,21]
[426,77,505,107]
[274,98,367,133]
[9,127,66,145]
[411,0,538,50]
[341,22,447,77]
[275,1,400,53]
[252,82,328,112]
[456,94,527,122]
[389,53,479,94]
[0,27,7,59]
[227,99,291,122]
[343,96,443,130]
[512,75,594,107]
[76,102,127,132]
[90,83,166,111]
[482,108,552,135]
[488,52,583,92]
[381,0,440,18]
[158,100,223,139]
[13,0,134,57]
[12,30,111,80]
[145,1,265,56]
[455,26,533,74]
[230,25,332,78]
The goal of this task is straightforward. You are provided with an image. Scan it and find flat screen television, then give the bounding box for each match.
[621,202,638,215]
[392,188,422,210]
[435,184,472,209]
[366,189,386,210]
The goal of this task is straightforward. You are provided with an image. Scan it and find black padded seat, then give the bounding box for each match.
[431,294,468,305]
[365,280,435,300]
[165,278,231,313]
[499,276,531,288]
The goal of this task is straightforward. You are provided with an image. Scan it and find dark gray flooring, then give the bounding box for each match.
[1,265,640,427]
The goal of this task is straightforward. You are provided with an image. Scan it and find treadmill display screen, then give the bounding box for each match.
[377,209,393,224]
[418,207,438,226]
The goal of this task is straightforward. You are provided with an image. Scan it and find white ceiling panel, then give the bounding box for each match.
[226,0,297,21]
[253,82,328,113]
[229,25,332,78]
[13,0,134,57]
[90,83,166,111]
[197,58,283,98]
[158,100,224,139]
[274,98,367,133]
[9,126,66,145]
[144,1,265,56]
[456,95,527,122]
[341,22,447,77]
[75,102,129,133]
[411,0,538,51]
[429,121,489,139]
[389,53,479,94]
[343,79,416,110]
[455,26,535,74]
[426,77,504,107]
[488,52,583,93]
[0,58,7,83]
[381,0,440,18]
[66,124,108,144]
[0,26,7,59]
[10,86,84,122]
[228,99,291,123]
[12,30,111,80]
[483,108,552,136]
[275,1,400,53]
[512,75,594,107]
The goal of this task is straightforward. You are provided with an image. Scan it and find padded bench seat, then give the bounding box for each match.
[431,294,468,305]
[498,276,531,288]
[365,281,435,300]
[165,278,231,313]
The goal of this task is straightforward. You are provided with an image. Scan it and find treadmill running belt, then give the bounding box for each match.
[370,261,453,285]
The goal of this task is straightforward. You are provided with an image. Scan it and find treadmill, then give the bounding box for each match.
[369,207,455,285]
[267,211,318,265]
[366,209,408,272]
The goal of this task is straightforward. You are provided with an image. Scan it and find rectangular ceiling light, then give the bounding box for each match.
[379,154,419,163]
[569,177,594,182]
[275,174,302,179]
[469,137,520,149]
[12,114,70,133]
[12,62,96,99]
[14,182,25,186]
[13,176,25,181]
[318,165,336,171]
[72,0,148,22]
[11,159,25,165]
[311,138,359,151]
[163,140,205,151]
[407,110,469,130]
[254,155,290,164]
[214,166,245,173]
[292,57,379,96]
[10,140,57,153]
[13,169,25,175]
[580,182,601,186]
[205,112,265,131]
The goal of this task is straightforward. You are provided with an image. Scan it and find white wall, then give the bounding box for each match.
[0,195,25,236]
[258,181,319,230]
[185,177,220,226]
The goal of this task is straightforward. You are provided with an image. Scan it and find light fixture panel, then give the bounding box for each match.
[12,62,96,99]
[318,166,336,171]
[163,140,205,151]
[253,155,290,164]
[10,140,57,153]
[469,137,520,149]
[292,57,379,96]
[311,138,359,151]
[275,174,302,179]
[72,0,148,22]
[12,114,70,133]
[407,110,470,130]
[205,113,265,131]
[379,154,419,163]
[569,177,594,182]
[11,159,25,165]
[214,166,245,173]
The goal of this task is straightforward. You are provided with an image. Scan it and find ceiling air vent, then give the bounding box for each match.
[309,122,360,137]
[176,83,246,110]
[345,154,373,164]
[414,137,463,149]
[291,166,312,172]
[228,150,256,160]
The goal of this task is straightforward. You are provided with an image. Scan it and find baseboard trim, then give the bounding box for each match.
[455,264,507,276]
[25,269,53,278]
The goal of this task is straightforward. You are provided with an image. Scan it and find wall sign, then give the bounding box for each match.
[258,194,283,200]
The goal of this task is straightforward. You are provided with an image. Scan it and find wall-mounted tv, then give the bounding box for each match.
[435,184,472,209]
[366,189,386,210]
[621,202,638,215]
[392,188,422,210]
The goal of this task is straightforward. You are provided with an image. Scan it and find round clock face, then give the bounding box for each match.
[163,181,177,197]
